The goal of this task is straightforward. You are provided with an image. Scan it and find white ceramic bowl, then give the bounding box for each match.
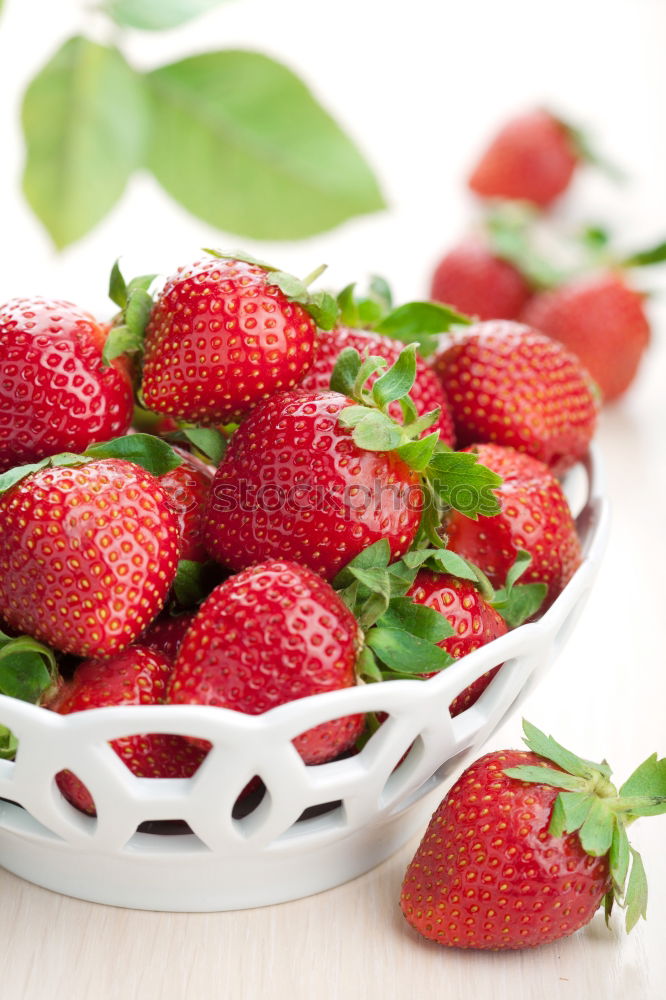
[0,448,609,912]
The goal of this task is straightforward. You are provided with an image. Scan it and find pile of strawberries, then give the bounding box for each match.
[1,109,663,951]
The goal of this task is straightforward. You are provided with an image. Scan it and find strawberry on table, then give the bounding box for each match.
[299,325,456,446]
[140,253,336,426]
[522,271,651,402]
[445,444,581,608]
[47,645,206,815]
[0,438,182,658]
[168,561,364,765]
[401,721,666,949]
[430,320,598,472]
[468,109,579,208]
[0,298,134,472]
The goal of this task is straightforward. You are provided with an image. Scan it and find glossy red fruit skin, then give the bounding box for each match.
[430,239,532,321]
[401,748,611,949]
[168,561,364,765]
[430,321,597,472]
[140,612,196,663]
[407,571,507,715]
[522,272,650,402]
[141,258,317,425]
[48,645,206,815]
[0,298,134,472]
[299,326,455,447]
[158,447,214,561]
[445,444,581,608]
[0,459,180,658]
[202,390,423,582]
[468,110,578,208]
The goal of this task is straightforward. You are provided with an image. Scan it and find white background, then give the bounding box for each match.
[1,2,666,998]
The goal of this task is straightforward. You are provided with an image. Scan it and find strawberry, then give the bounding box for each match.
[168,561,364,765]
[522,272,650,402]
[299,325,456,446]
[468,109,578,208]
[430,239,532,321]
[445,444,581,607]
[406,571,507,716]
[0,298,134,472]
[140,611,196,663]
[157,447,214,561]
[401,721,666,949]
[140,254,328,425]
[430,320,598,472]
[47,645,206,815]
[0,455,180,658]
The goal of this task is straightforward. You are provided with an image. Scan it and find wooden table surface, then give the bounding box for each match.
[2,324,665,1000]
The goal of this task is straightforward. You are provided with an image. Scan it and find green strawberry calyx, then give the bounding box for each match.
[330,343,503,524]
[0,434,184,496]
[103,259,159,366]
[505,720,666,933]
[333,543,544,684]
[204,249,338,330]
[337,277,471,357]
[0,630,62,759]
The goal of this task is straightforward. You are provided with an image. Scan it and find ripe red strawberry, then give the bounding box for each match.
[430,239,532,321]
[140,611,196,663]
[299,326,456,446]
[430,321,597,472]
[141,256,318,425]
[522,272,650,402]
[468,109,578,208]
[401,721,666,949]
[203,390,423,581]
[0,298,134,472]
[157,447,214,561]
[168,561,364,765]
[407,571,507,716]
[47,645,206,815]
[445,444,581,607]
[0,458,179,658]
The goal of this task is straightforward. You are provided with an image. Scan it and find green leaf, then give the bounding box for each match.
[330,348,362,397]
[357,645,383,683]
[337,283,360,328]
[402,548,481,585]
[578,797,615,856]
[125,287,154,340]
[498,583,547,629]
[521,720,606,780]
[395,432,439,473]
[0,726,18,761]
[109,259,128,308]
[369,275,393,311]
[307,291,338,331]
[348,566,391,602]
[504,766,585,793]
[555,790,595,833]
[333,539,391,589]
[0,635,58,703]
[562,118,626,183]
[267,271,309,300]
[379,598,454,643]
[350,411,403,452]
[367,627,454,675]
[181,428,226,466]
[22,37,147,249]
[485,204,564,290]
[624,240,666,268]
[85,434,183,476]
[376,302,471,357]
[371,343,418,409]
[625,848,648,932]
[609,822,630,891]
[338,405,376,429]
[102,324,142,365]
[204,248,275,269]
[0,458,51,495]
[145,51,385,241]
[427,452,503,519]
[173,560,211,607]
[104,0,228,31]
